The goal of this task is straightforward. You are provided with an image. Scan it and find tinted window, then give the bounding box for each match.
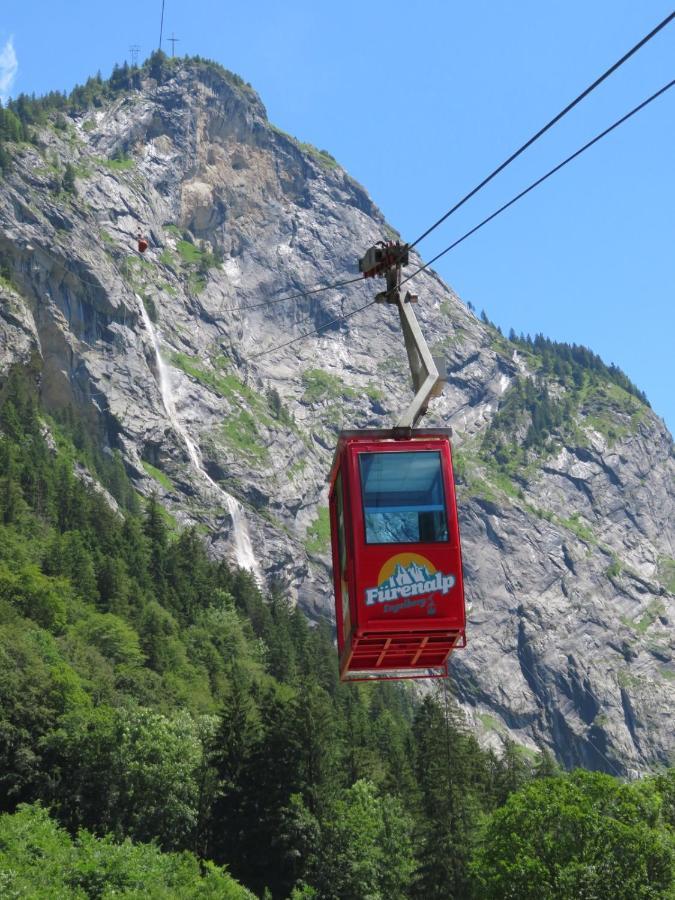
[335,472,347,573]
[359,451,448,544]
[334,471,351,636]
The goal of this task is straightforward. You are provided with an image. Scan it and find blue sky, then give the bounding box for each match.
[2,1,674,433]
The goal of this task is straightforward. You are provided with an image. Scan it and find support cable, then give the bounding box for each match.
[13,17,673,327]
[159,0,166,51]
[408,11,675,251]
[228,14,675,316]
[401,78,675,290]
[223,302,338,347]
[221,274,364,313]
[247,298,377,361]
[245,78,673,364]
[20,75,672,367]
[21,236,364,321]
[22,241,120,291]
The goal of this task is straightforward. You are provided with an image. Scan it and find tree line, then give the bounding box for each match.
[0,50,253,177]
[478,323,651,470]
[0,366,672,898]
[508,330,649,405]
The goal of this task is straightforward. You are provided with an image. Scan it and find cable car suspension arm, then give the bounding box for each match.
[359,242,443,432]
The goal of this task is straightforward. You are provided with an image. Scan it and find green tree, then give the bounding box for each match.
[211,680,303,897]
[0,803,255,898]
[295,780,415,900]
[493,738,533,804]
[0,622,88,811]
[143,494,168,593]
[148,49,168,83]
[44,706,208,851]
[0,562,69,632]
[411,694,483,899]
[533,747,560,778]
[62,161,76,194]
[655,767,675,827]
[471,770,675,899]
[0,442,21,524]
[73,611,145,666]
[58,530,99,603]
[293,681,341,817]
[209,668,262,871]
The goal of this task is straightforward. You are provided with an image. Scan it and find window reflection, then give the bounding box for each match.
[359,451,448,544]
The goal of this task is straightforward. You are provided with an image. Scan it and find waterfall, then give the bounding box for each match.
[138,297,261,579]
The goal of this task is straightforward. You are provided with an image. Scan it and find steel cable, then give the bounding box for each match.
[247,298,378,361]
[407,11,675,251]
[401,79,675,290]
[220,274,365,314]
[231,12,675,317]
[515,655,624,778]
[248,78,673,360]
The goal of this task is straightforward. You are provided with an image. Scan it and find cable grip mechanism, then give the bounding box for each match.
[358,241,444,431]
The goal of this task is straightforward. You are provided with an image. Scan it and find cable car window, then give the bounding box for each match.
[335,471,347,573]
[359,451,448,544]
[334,470,351,636]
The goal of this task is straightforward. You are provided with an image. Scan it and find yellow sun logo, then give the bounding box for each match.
[377,553,437,587]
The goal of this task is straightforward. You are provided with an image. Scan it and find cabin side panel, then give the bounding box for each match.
[347,439,465,635]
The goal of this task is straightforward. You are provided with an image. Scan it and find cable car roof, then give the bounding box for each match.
[328,427,453,486]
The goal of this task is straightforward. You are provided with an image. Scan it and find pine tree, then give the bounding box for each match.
[143,494,168,593]
[336,686,382,787]
[62,162,76,194]
[292,680,341,817]
[0,443,20,525]
[494,738,533,804]
[534,747,560,779]
[411,694,481,899]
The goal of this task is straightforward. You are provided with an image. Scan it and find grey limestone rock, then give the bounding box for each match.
[0,60,672,773]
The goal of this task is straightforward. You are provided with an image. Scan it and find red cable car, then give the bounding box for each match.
[329,429,465,681]
[329,241,467,681]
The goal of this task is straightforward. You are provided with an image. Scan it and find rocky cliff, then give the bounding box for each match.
[0,58,673,774]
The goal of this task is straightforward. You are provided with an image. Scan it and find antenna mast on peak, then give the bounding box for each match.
[159,0,166,51]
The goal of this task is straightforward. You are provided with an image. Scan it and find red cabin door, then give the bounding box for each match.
[330,469,353,657]
[330,431,466,681]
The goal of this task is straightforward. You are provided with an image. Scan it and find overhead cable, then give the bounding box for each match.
[246,77,673,361]
[233,12,674,317]
[24,241,117,290]
[408,11,675,251]
[222,274,364,313]
[247,299,377,361]
[26,234,365,316]
[401,78,675,289]
[515,654,624,777]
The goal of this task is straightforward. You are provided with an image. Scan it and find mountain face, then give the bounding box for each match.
[0,58,673,775]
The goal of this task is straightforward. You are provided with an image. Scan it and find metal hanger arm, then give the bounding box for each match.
[395,291,443,430]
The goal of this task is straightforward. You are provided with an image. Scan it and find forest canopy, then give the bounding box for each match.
[0,367,672,897]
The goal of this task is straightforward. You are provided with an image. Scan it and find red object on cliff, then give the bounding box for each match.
[137,236,149,253]
[328,429,466,681]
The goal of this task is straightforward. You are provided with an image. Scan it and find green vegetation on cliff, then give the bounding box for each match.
[0,50,253,177]
[480,328,651,477]
[0,367,672,898]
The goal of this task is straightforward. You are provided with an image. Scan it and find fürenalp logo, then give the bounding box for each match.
[365,557,455,614]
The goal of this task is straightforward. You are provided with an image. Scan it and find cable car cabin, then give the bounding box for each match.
[329,429,465,682]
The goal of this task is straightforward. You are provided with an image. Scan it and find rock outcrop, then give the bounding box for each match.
[0,59,672,774]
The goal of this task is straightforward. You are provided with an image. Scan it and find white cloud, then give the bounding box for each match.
[0,37,18,102]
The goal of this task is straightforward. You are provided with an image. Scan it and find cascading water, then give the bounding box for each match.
[137,297,261,579]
